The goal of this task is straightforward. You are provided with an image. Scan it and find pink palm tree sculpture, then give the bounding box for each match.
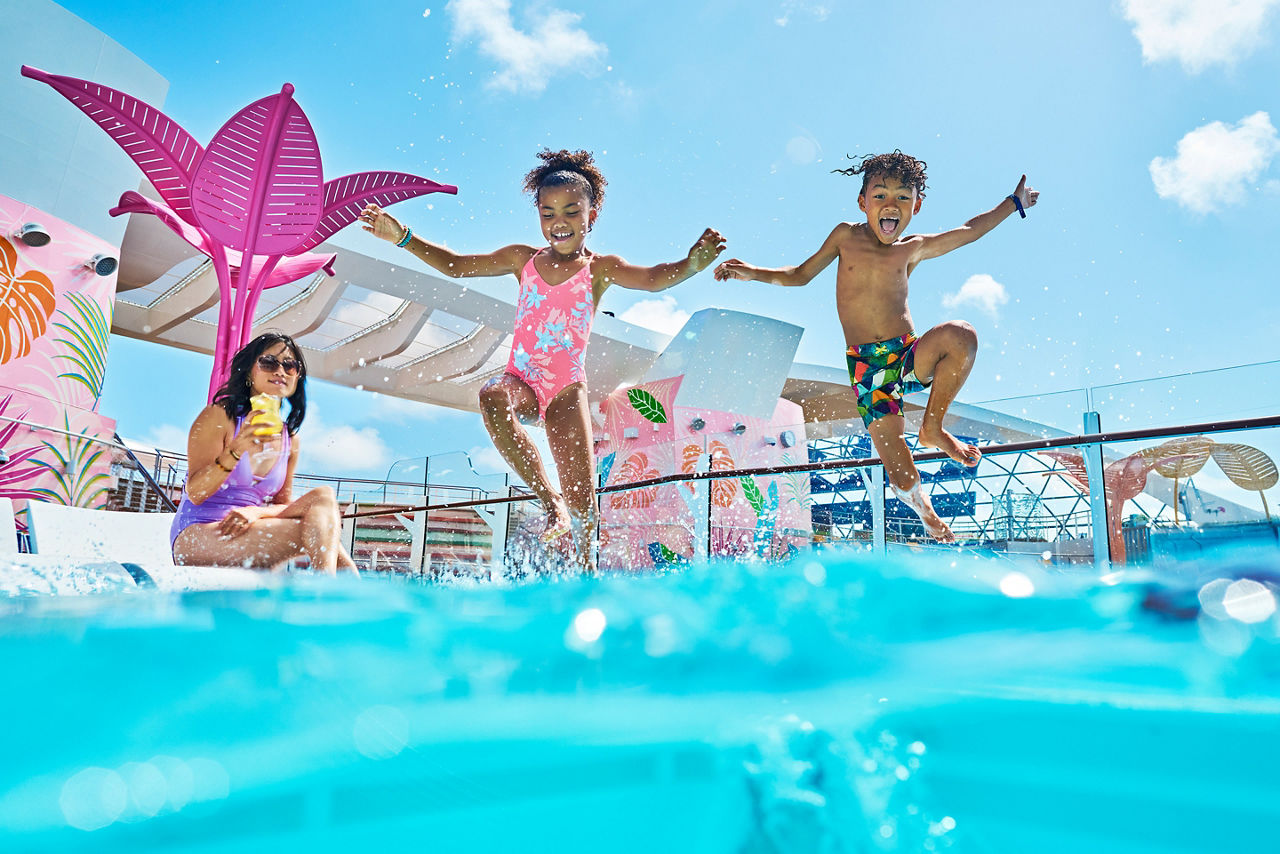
[22,66,458,400]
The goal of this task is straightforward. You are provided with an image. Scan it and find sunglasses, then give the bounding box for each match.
[256,354,302,376]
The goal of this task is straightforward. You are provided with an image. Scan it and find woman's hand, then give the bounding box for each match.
[358,203,409,244]
[224,410,269,463]
[217,504,269,538]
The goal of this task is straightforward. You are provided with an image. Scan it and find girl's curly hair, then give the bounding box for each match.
[522,148,607,210]
[831,150,928,200]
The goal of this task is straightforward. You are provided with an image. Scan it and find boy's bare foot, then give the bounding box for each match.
[918,506,956,543]
[919,424,982,467]
[891,481,957,544]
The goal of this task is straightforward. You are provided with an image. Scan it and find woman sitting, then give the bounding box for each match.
[170,332,356,574]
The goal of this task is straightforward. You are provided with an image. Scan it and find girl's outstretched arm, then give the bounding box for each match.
[359,203,532,278]
[595,227,725,294]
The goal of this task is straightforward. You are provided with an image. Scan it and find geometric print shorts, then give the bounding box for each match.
[846,332,930,428]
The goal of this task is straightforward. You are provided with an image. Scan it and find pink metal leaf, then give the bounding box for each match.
[111,191,334,285]
[110,191,214,256]
[291,171,458,254]
[190,84,324,256]
[242,250,336,288]
[21,66,205,225]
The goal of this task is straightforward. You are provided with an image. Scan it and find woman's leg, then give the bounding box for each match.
[172,488,346,572]
[544,383,598,571]
[479,373,569,530]
[270,487,343,573]
[173,517,308,570]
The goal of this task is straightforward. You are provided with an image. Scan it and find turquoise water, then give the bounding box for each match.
[2,547,1279,852]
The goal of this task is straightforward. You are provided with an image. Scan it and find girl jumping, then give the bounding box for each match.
[360,149,724,570]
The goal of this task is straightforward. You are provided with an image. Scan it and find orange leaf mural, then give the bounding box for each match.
[610,452,660,509]
[680,441,739,506]
[680,443,702,495]
[708,440,738,507]
[0,236,57,365]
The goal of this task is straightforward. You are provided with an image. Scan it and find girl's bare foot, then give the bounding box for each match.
[540,498,573,543]
[919,424,981,467]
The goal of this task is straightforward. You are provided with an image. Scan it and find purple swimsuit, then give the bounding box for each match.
[169,419,291,550]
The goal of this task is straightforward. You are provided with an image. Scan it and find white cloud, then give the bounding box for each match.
[942,274,1009,319]
[367,392,467,423]
[123,423,189,456]
[1119,0,1280,73]
[618,296,690,335]
[466,444,514,476]
[301,423,392,475]
[447,0,606,94]
[1149,112,1280,213]
[775,1,830,26]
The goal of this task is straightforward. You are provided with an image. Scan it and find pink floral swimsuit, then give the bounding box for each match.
[506,250,596,421]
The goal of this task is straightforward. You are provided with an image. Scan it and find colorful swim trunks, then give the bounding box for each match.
[846,333,930,427]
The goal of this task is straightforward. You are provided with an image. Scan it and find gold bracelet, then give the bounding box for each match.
[228,447,242,460]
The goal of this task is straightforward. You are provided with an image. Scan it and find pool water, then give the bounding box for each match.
[2,546,1278,852]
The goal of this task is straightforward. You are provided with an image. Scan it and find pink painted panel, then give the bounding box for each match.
[596,376,811,570]
[0,195,119,525]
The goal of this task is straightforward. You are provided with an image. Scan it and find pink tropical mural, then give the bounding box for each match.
[595,375,811,570]
[0,195,119,530]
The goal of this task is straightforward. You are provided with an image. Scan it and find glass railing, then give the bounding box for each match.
[579,367,1280,575]
[24,362,1277,577]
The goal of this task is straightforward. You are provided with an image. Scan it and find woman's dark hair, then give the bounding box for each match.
[211,332,307,435]
[522,148,607,210]
[832,150,928,200]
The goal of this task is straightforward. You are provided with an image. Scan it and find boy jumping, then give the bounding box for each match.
[715,151,1038,542]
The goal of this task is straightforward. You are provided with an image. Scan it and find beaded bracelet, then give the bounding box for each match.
[396,226,414,248]
[1007,193,1026,219]
[215,456,234,472]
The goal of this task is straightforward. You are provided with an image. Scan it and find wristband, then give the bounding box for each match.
[1007,194,1026,219]
[396,226,413,248]
[215,455,234,473]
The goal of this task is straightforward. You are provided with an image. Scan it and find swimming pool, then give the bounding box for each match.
[2,545,1278,852]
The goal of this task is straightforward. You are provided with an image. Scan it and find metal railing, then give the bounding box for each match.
[339,413,1280,572]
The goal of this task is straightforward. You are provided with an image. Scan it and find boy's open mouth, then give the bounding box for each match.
[878,216,899,237]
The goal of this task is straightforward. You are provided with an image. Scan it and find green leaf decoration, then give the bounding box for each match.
[53,292,112,403]
[740,476,765,517]
[658,543,683,564]
[627,388,668,423]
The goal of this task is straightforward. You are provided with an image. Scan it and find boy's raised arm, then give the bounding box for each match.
[911,175,1038,263]
[714,224,844,286]
[597,228,725,293]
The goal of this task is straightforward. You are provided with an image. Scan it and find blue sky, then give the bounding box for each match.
[63,0,1280,481]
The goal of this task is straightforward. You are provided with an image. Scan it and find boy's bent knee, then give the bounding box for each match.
[946,320,978,349]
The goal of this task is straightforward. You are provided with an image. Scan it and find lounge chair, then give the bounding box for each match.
[23,501,270,592]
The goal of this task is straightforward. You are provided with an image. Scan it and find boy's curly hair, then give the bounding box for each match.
[522,148,607,210]
[832,150,928,200]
